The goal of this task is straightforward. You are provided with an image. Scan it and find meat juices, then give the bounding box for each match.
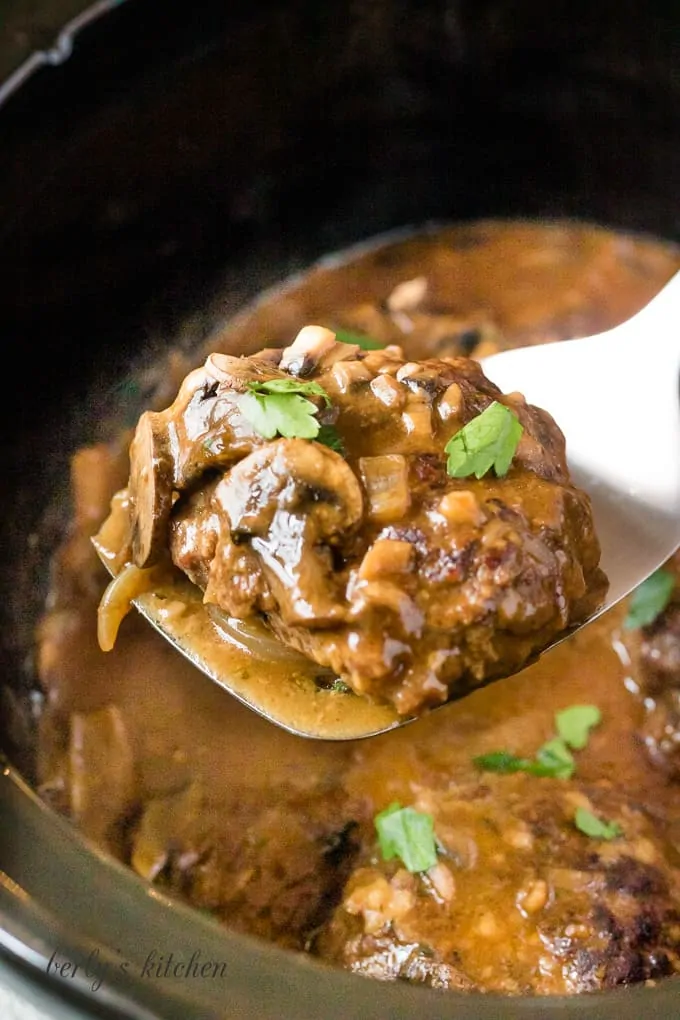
[34,220,680,996]
[104,329,606,716]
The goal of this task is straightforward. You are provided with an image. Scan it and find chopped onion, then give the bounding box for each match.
[359,454,410,523]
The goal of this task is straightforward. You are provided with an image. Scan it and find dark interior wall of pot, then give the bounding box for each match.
[1,0,680,775]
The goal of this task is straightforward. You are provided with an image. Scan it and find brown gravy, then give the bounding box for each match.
[35,219,680,994]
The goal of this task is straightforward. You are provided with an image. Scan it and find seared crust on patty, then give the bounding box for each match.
[143,328,607,714]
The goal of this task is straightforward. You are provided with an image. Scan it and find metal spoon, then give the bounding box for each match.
[96,271,680,740]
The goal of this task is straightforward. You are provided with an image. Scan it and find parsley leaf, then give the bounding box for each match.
[472,751,536,774]
[534,737,575,779]
[239,391,319,439]
[316,424,346,455]
[375,802,438,873]
[445,401,524,479]
[474,704,603,781]
[623,568,675,630]
[238,378,331,440]
[246,378,331,404]
[555,704,602,750]
[573,807,622,841]
[334,327,384,351]
[474,740,574,779]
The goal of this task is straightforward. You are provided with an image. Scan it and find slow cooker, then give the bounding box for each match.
[1,1,679,1016]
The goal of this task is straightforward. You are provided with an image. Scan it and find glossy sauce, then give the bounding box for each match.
[35,219,680,992]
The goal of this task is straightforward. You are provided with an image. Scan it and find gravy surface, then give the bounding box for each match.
[35,219,680,994]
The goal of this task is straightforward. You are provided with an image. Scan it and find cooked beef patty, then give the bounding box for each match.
[112,327,606,715]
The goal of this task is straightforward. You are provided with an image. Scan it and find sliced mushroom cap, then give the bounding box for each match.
[279,325,360,376]
[168,365,213,409]
[161,355,294,492]
[210,439,364,625]
[204,351,286,390]
[216,439,363,537]
[69,705,135,853]
[128,410,175,567]
[128,335,361,562]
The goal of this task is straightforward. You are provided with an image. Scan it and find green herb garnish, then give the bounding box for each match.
[334,327,384,351]
[555,704,602,750]
[239,378,330,440]
[246,378,330,402]
[573,807,622,841]
[316,424,345,455]
[474,704,602,780]
[375,802,438,873]
[534,738,575,779]
[472,750,536,774]
[623,568,675,630]
[445,401,524,479]
[474,740,574,780]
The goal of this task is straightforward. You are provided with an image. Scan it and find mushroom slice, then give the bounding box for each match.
[204,351,287,390]
[386,275,428,313]
[279,325,359,375]
[217,438,363,537]
[208,439,364,625]
[69,705,135,853]
[128,410,175,567]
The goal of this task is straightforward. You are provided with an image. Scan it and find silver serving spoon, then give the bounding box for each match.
[96,271,680,740]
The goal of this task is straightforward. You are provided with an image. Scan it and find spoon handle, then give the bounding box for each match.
[482,272,680,515]
[602,267,680,372]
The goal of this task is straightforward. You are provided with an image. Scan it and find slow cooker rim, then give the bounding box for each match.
[2,1,680,1016]
[3,763,680,1020]
[0,0,131,109]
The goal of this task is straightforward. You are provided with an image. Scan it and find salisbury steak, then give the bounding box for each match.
[105,325,607,715]
[314,774,680,994]
[628,552,680,775]
[129,781,364,951]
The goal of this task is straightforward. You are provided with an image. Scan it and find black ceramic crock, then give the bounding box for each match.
[1,1,680,1016]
